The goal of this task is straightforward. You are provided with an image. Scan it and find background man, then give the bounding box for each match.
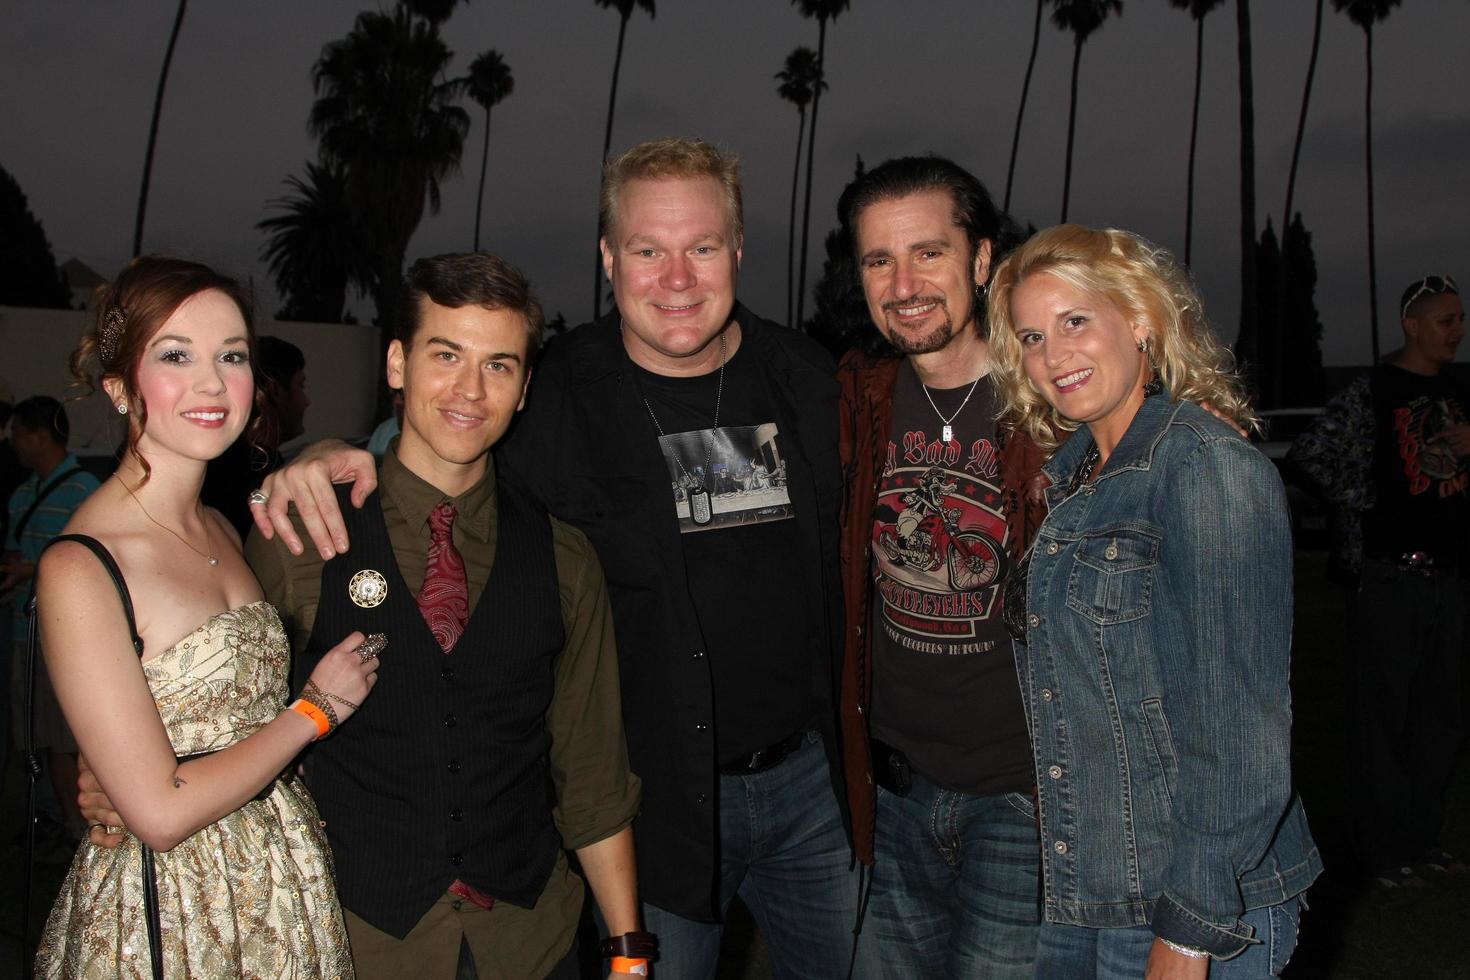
[1290,274,1469,888]
[835,156,1045,977]
[251,139,866,979]
[4,395,100,842]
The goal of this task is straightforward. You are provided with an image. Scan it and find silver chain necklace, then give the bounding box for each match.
[123,481,219,566]
[920,374,982,444]
[636,331,727,526]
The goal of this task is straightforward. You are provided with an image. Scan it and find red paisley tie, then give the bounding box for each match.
[417,502,469,653]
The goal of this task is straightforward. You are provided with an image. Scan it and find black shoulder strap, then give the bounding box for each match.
[12,466,84,543]
[34,533,144,657]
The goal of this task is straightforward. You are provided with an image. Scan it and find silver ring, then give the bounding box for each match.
[247,489,269,507]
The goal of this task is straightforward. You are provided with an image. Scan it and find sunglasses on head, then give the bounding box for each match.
[1401,275,1459,320]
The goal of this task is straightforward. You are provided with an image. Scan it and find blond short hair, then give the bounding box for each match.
[599,137,743,243]
[987,224,1258,454]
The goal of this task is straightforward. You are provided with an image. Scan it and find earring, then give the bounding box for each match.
[1135,336,1147,352]
[116,402,128,415]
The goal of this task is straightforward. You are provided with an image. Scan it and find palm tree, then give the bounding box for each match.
[1003,0,1045,214]
[1169,0,1225,265]
[776,47,824,328]
[132,0,189,257]
[592,0,656,319]
[310,5,470,357]
[466,50,514,252]
[791,0,851,330]
[1282,0,1325,233]
[1333,0,1401,363]
[1049,0,1124,223]
[258,162,372,323]
[1236,0,1258,360]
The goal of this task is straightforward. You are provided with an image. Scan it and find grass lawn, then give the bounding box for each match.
[3,546,1467,978]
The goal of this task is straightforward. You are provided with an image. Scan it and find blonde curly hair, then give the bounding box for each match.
[986,224,1257,454]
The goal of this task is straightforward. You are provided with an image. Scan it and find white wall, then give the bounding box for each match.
[0,306,382,453]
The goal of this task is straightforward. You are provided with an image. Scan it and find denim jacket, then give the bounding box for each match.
[1015,396,1322,958]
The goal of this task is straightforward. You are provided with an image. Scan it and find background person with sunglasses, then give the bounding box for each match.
[1290,274,1470,888]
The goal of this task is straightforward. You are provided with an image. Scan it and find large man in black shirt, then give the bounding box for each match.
[251,140,868,979]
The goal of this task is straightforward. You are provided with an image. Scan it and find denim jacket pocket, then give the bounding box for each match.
[1065,529,1160,625]
[1140,697,1179,812]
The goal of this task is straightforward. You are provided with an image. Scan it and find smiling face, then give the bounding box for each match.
[1009,271,1151,452]
[387,298,531,496]
[601,176,741,375]
[109,289,254,466]
[855,189,991,357]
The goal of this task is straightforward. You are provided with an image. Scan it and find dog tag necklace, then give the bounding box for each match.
[638,332,726,526]
[921,374,982,444]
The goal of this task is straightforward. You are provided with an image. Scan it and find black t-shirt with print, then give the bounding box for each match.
[1365,364,1470,564]
[633,341,814,763]
[869,361,1033,797]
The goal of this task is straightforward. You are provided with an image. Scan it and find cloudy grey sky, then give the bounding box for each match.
[3,0,1466,366]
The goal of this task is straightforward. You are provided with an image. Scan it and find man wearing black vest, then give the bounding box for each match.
[244,254,643,978]
[249,140,867,978]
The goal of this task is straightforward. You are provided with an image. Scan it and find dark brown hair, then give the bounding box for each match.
[71,255,258,481]
[394,252,545,363]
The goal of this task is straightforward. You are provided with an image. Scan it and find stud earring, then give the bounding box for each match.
[116,402,128,415]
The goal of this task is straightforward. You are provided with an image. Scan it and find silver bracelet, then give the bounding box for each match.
[1159,937,1210,960]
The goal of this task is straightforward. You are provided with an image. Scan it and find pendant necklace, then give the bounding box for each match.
[637,331,727,527]
[920,374,982,444]
[124,482,220,567]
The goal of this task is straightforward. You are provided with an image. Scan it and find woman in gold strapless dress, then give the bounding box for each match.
[32,257,379,979]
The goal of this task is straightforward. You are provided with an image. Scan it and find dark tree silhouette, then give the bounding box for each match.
[791,0,851,331]
[1282,0,1325,235]
[133,0,188,257]
[466,50,515,252]
[1235,0,1258,361]
[257,162,372,323]
[1169,0,1225,265]
[1003,0,1045,214]
[309,4,470,358]
[1334,0,1402,363]
[806,157,871,358]
[0,164,71,308]
[776,47,824,327]
[1049,0,1123,222]
[592,0,656,320]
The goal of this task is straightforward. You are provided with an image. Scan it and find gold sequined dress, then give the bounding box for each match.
[35,601,354,979]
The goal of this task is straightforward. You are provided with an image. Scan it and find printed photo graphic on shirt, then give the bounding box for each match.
[1395,395,1470,496]
[872,435,1009,653]
[654,422,794,533]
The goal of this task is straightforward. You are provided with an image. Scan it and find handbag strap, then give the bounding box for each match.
[24,534,158,978]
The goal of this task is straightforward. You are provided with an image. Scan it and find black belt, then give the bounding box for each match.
[719,732,806,775]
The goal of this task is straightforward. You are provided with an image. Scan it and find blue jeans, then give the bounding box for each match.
[865,772,1041,978]
[640,732,872,980]
[1035,897,1303,979]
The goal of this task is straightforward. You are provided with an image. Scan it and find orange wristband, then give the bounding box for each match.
[290,699,331,739]
[610,958,648,976]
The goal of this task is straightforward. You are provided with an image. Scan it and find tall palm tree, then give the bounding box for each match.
[1282,0,1325,232]
[1003,0,1045,214]
[466,50,514,252]
[1333,0,1401,363]
[310,5,470,357]
[1236,0,1258,360]
[132,0,189,257]
[776,47,824,328]
[1169,0,1225,265]
[592,0,656,319]
[258,161,373,323]
[791,0,851,330]
[1049,0,1124,223]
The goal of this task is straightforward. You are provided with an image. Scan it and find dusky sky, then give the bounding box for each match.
[3,0,1465,367]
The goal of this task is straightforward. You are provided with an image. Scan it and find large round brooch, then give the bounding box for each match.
[348,569,388,609]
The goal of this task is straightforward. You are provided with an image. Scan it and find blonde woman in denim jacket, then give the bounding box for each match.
[987,225,1322,979]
